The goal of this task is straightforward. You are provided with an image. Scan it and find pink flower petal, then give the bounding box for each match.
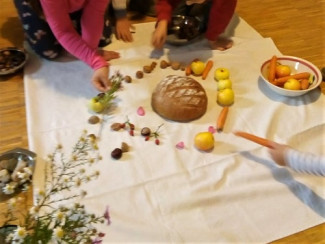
[176,141,185,149]
[137,106,145,116]
[208,126,216,134]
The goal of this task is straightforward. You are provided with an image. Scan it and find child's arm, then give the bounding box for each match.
[205,0,237,50]
[285,149,325,176]
[268,141,325,176]
[40,0,108,70]
[112,0,134,42]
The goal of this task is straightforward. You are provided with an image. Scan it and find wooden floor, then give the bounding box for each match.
[0,0,324,242]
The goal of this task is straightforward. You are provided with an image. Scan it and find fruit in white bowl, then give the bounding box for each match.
[260,55,322,97]
[283,78,301,90]
[275,64,291,78]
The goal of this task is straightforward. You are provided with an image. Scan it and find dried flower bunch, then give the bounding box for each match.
[0,131,110,244]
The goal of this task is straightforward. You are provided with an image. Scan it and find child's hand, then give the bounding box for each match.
[115,18,134,42]
[268,141,291,166]
[208,37,233,51]
[97,50,120,61]
[91,66,111,92]
[152,20,168,49]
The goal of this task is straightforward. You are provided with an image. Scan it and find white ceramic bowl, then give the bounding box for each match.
[260,55,322,97]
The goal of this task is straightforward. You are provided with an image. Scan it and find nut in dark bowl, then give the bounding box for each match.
[0,148,36,199]
[166,15,203,46]
[0,47,28,76]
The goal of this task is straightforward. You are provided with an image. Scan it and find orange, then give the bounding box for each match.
[275,65,291,78]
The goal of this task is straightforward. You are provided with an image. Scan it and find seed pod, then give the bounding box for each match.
[136,71,144,79]
[87,134,97,141]
[121,142,129,153]
[97,93,105,99]
[111,148,123,160]
[88,115,100,124]
[111,123,122,131]
[141,127,151,136]
[124,75,132,83]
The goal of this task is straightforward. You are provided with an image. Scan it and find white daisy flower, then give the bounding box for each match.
[52,227,64,241]
[3,182,18,194]
[13,226,27,240]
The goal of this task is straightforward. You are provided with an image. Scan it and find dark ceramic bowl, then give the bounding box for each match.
[166,15,203,46]
[0,47,28,75]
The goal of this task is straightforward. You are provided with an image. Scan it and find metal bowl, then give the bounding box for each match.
[166,15,203,46]
[0,148,36,198]
[0,47,28,75]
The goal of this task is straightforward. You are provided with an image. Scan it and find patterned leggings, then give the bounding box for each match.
[14,0,113,60]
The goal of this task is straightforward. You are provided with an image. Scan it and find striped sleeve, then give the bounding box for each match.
[112,0,127,19]
[285,148,325,176]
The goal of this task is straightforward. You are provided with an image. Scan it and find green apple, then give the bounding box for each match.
[191,60,206,76]
[283,78,301,90]
[214,67,230,81]
[217,88,234,106]
[217,79,232,91]
[89,97,104,113]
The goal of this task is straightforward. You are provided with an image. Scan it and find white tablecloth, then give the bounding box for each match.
[24,17,325,243]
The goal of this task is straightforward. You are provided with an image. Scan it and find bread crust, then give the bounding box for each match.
[151,75,208,122]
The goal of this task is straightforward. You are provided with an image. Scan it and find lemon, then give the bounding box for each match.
[194,132,215,151]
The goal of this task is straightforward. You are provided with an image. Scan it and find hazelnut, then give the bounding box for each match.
[124,75,132,83]
[136,70,144,79]
[141,127,151,136]
[88,115,100,124]
[111,123,122,131]
[171,61,181,70]
[160,60,169,69]
[111,148,123,160]
[143,65,152,73]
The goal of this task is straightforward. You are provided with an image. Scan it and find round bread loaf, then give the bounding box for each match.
[151,75,208,122]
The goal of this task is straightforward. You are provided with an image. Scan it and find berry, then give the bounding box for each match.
[155,139,160,145]
[129,123,135,130]
[145,136,150,141]
[120,123,126,129]
[129,130,134,136]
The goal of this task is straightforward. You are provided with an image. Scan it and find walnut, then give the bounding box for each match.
[171,61,181,70]
[136,70,144,79]
[143,65,152,73]
[160,60,169,69]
